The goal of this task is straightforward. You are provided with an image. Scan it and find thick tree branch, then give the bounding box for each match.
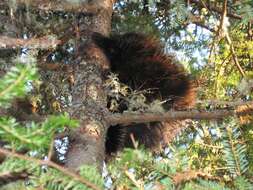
[107,104,253,126]
[0,35,61,50]
[107,110,230,126]
[2,100,253,126]
[0,0,101,14]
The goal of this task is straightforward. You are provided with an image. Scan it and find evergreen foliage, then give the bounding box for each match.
[222,121,249,176]
[0,63,37,108]
[0,62,102,190]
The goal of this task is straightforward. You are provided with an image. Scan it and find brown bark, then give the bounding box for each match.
[3,100,253,126]
[0,0,101,14]
[62,0,114,171]
[0,35,61,49]
[106,109,246,126]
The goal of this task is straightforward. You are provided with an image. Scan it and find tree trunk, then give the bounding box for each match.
[63,0,114,171]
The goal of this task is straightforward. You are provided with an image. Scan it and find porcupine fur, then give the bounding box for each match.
[92,32,195,155]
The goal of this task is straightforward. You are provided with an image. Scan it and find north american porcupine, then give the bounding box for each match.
[92,32,196,155]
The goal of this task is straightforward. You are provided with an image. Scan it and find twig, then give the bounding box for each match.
[221,0,245,77]
[225,34,245,77]
[225,126,241,176]
[125,170,144,190]
[47,138,55,161]
[184,14,215,32]
[199,0,210,13]
[208,0,227,64]
[206,0,245,77]
[0,148,101,190]
[188,0,244,20]
[172,170,220,185]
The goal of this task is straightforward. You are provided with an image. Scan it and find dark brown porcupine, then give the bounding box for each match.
[92,32,196,155]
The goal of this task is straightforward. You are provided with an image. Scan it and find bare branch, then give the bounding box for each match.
[107,101,253,126]
[107,110,233,126]
[0,36,61,50]
[3,100,253,126]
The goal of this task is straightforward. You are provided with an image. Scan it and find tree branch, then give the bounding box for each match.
[2,100,253,126]
[0,0,101,14]
[0,148,101,190]
[107,103,253,126]
[221,0,245,77]
[225,32,246,77]
[184,14,215,32]
[188,0,244,20]
[172,170,220,186]
[0,35,61,50]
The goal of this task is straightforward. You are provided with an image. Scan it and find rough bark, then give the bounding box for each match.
[63,0,114,171]
[0,0,114,171]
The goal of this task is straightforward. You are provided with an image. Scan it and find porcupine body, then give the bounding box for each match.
[92,32,195,155]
